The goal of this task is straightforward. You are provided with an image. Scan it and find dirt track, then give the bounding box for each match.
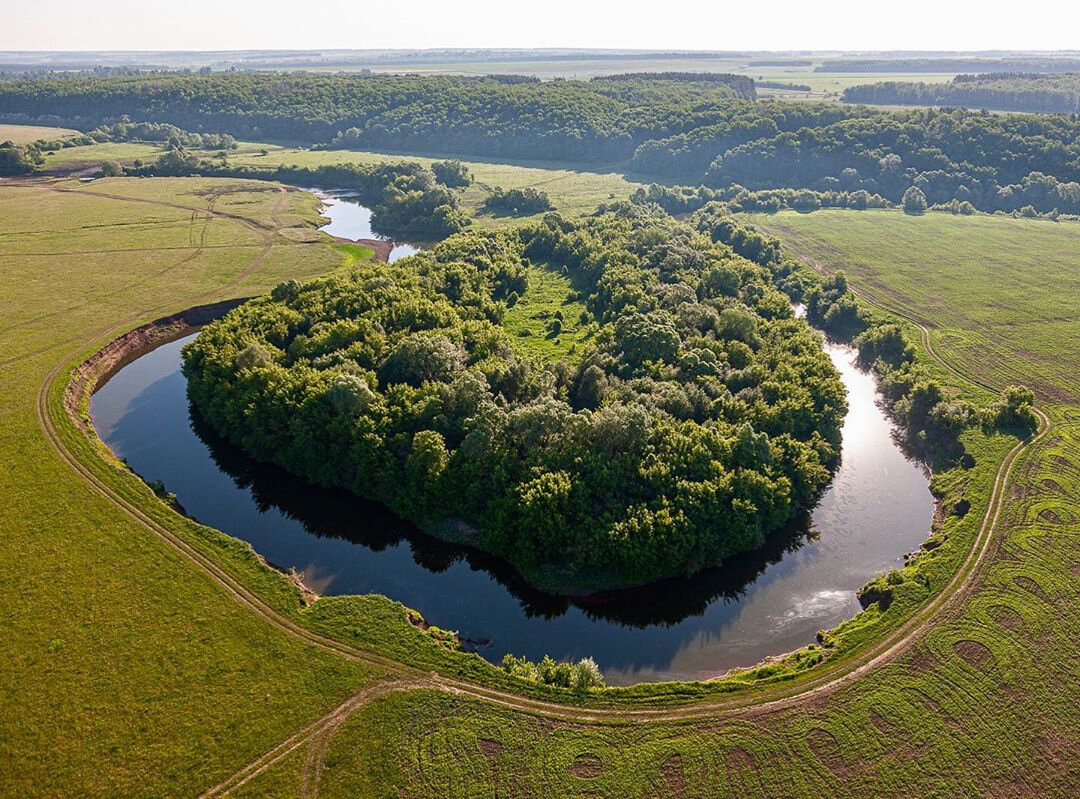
[23,182,1054,794]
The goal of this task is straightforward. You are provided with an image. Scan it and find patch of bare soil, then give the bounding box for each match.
[953,640,994,673]
[986,604,1024,631]
[1040,478,1065,494]
[334,235,393,262]
[722,746,756,773]
[1013,575,1053,604]
[659,754,686,798]
[1049,454,1073,470]
[477,738,502,759]
[867,708,893,737]
[570,753,604,779]
[907,646,941,673]
[1038,509,1064,524]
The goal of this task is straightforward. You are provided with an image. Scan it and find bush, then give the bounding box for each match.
[0,144,34,176]
[483,187,554,215]
[501,653,606,692]
[902,186,928,214]
[431,159,472,188]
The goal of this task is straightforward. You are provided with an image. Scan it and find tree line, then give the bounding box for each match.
[692,203,1039,465]
[3,73,1077,215]
[0,72,751,163]
[842,73,1080,115]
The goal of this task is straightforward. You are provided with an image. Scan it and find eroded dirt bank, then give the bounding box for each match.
[67,299,247,426]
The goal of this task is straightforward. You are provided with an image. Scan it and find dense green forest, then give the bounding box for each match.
[3,72,1079,212]
[843,72,1080,114]
[183,207,848,589]
[702,109,1080,213]
[0,72,752,162]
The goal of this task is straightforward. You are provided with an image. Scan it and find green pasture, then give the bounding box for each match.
[747,208,1080,402]
[1,175,1077,796]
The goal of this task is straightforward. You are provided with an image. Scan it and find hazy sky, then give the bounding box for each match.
[5,0,1080,52]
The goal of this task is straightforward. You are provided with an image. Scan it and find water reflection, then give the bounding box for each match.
[194,400,822,627]
[314,190,420,262]
[91,318,934,683]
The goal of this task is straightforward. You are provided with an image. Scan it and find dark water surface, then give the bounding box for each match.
[313,190,420,262]
[91,329,933,684]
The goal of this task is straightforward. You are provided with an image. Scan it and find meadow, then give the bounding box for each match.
[501,264,594,363]
[0,122,78,143]
[228,144,647,226]
[0,178,385,797]
[1,164,1077,796]
[35,137,647,226]
[747,209,1080,402]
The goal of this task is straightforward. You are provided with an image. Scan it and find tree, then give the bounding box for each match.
[570,658,605,692]
[381,333,465,387]
[431,159,472,188]
[902,186,928,214]
[0,144,33,176]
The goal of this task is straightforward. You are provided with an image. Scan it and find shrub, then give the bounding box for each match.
[902,186,928,213]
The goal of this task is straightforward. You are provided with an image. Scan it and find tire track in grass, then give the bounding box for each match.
[22,185,1057,789]
[36,327,1050,724]
[198,679,413,799]
[0,186,285,368]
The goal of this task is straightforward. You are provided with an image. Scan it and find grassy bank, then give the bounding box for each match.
[2,175,1077,796]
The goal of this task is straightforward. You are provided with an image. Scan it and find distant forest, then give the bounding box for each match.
[2,72,1079,213]
[817,58,1080,73]
[843,73,1080,114]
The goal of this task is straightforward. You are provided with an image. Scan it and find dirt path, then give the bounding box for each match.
[22,187,1054,792]
[37,297,1050,720]
[197,678,413,799]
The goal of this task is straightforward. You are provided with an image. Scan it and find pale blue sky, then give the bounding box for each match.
[5,0,1079,52]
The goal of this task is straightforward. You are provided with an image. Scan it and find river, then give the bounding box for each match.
[88,194,934,685]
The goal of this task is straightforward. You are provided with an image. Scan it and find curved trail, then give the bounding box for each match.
[25,189,1051,790]
[40,336,1046,723]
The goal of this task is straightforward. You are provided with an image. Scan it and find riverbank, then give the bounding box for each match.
[89,293,933,683]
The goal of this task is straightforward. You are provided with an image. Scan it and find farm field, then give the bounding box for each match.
[0,122,78,143]
[747,209,1080,403]
[0,177,383,797]
[2,172,1078,797]
[28,135,646,225]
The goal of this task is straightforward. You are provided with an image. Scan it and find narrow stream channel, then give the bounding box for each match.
[89,195,934,685]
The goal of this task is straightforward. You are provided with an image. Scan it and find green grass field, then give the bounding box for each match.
[2,175,1078,797]
[502,265,594,362]
[0,178,391,797]
[747,209,1080,403]
[29,138,645,225]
